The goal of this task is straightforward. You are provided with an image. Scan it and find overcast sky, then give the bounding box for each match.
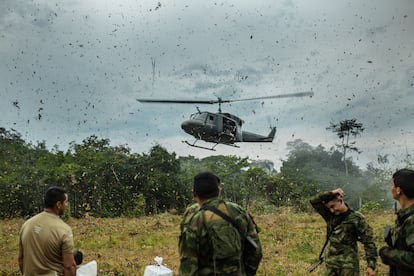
[1,0,413,170]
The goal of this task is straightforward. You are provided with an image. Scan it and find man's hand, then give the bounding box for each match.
[379,246,392,265]
[365,267,375,276]
[331,188,345,197]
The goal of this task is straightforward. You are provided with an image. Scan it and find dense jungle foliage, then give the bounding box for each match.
[0,127,409,219]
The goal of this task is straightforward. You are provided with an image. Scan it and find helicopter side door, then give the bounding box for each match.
[204,112,220,140]
[220,117,237,142]
[207,113,216,126]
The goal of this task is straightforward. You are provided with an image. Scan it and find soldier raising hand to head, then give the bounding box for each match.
[310,188,377,276]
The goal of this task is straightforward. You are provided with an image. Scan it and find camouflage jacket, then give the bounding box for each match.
[381,204,414,275]
[310,192,377,270]
[178,198,262,276]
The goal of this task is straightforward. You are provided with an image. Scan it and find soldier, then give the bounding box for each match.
[179,172,262,276]
[380,168,414,275]
[310,188,377,276]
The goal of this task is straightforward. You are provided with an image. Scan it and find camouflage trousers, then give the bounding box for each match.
[325,266,360,276]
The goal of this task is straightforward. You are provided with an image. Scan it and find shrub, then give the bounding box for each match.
[359,201,381,214]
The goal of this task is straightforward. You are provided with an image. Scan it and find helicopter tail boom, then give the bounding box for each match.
[241,127,276,142]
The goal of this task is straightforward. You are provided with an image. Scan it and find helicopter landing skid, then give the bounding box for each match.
[183,140,217,151]
[183,140,239,150]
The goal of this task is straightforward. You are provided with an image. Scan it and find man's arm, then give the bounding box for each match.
[178,217,199,275]
[61,227,76,276]
[356,215,377,272]
[179,233,199,275]
[63,252,76,276]
[309,191,335,221]
[244,212,263,276]
[380,217,414,269]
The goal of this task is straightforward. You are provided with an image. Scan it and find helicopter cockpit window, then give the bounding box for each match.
[190,112,208,121]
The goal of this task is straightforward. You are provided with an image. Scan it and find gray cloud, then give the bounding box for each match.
[1,0,413,169]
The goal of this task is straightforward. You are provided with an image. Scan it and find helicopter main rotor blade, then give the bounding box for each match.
[137,91,313,105]
[137,99,218,104]
[228,91,314,103]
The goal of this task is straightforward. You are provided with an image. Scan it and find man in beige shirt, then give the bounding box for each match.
[18,186,76,276]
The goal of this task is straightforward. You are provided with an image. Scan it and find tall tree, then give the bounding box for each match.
[327,119,364,176]
[279,139,372,208]
[141,145,181,214]
[240,167,271,209]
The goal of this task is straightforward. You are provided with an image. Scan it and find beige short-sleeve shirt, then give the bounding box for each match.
[19,211,74,276]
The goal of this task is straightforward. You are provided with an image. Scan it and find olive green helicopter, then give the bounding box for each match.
[137,91,313,151]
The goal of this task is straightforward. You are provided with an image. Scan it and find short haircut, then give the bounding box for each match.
[44,186,67,208]
[393,168,414,198]
[324,194,342,204]
[73,250,83,265]
[193,172,220,200]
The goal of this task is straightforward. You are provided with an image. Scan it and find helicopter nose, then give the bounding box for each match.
[181,120,192,133]
[182,120,202,135]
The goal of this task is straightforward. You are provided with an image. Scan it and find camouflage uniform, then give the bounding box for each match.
[380,204,414,276]
[179,197,262,276]
[310,192,377,275]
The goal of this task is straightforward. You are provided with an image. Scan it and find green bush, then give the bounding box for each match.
[131,194,146,217]
[359,201,381,214]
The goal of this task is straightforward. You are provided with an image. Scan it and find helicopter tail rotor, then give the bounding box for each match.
[267,127,276,140]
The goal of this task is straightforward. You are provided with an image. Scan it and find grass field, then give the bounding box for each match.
[1,208,394,275]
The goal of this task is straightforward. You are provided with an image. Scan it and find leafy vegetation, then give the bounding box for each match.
[0,127,409,219]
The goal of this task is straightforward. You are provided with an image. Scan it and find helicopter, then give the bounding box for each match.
[137,91,313,151]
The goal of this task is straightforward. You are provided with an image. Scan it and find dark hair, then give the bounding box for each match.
[44,186,67,208]
[393,168,414,198]
[193,172,220,200]
[73,250,83,265]
[322,193,342,204]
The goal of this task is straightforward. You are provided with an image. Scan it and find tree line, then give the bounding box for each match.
[0,127,405,219]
